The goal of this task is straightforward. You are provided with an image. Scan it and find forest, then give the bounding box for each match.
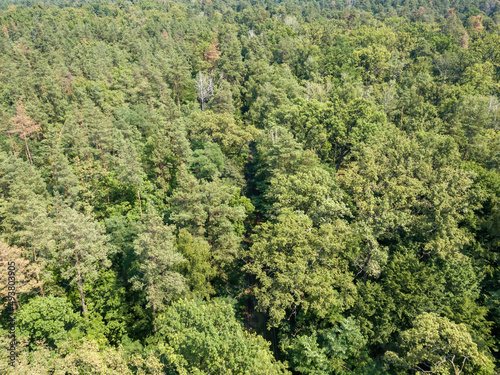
[0,0,500,373]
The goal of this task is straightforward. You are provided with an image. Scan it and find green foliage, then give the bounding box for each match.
[0,0,499,372]
[54,205,113,315]
[286,318,381,375]
[384,312,495,375]
[188,141,225,180]
[169,167,247,277]
[154,298,290,374]
[16,296,82,349]
[176,229,215,299]
[266,165,349,226]
[342,126,475,280]
[130,206,186,330]
[86,269,130,345]
[5,338,133,374]
[245,212,356,327]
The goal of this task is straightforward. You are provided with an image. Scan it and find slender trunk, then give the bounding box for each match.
[78,281,87,316]
[24,137,33,166]
[151,281,157,333]
[13,294,20,311]
[153,306,157,333]
[176,81,181,108]
[32,247,45,297]
[336,146,347,172]
[137,187,143,218]
[159,161,167,191]
[400,105,404,130]
[7,133,15,156]
[50,148,55,180]
[74,245,87,315]
[450,356,459,375]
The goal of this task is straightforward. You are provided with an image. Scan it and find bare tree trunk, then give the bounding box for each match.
[195,71,214,111]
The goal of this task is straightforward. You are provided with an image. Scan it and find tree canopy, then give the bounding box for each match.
[0,0,500,373]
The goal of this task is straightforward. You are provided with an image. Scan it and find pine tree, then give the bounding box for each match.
[169,167,247,277]
[54,206,112,316]
[7,99,41,166]
[207,79,235,114]
[130,207,186,332]
[0,241,38,311]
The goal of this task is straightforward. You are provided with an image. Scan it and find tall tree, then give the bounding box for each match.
[7,98,41,166]
[130,207,186,332]
[169,167,247,278]
[245,211,356,327]
[194,71,214,111]
[0,155,52,297]
[385,312,495,375]
[54,206,112,316]
[0,242,38,311]
[155,298,290,375]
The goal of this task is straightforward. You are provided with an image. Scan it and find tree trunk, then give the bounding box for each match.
[74,246,87,315]
[32,247,45,297]
[151,281,157,332]
[336,146,349,172]
[176,81,181,108]
[78,281,87,316]
[159,161,167,191]
[24,137,33,166]
[7,133,15,156]
[400,105,404,130]
[13,294,20,312]
[137,186,143,218]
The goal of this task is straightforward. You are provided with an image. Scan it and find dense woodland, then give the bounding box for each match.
[0,0,500,373]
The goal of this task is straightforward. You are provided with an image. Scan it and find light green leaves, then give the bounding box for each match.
[245,212,356,327]
[155,298,290,375]
[130,207,186,327]
[385,312,495,375]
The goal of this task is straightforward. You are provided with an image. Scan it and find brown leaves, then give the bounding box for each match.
[469,15,484,32]
[161,29,169,41]
[6,99,41,165]
[0,241,40,311]
[204,39,221,68]
[8,99,41,142]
